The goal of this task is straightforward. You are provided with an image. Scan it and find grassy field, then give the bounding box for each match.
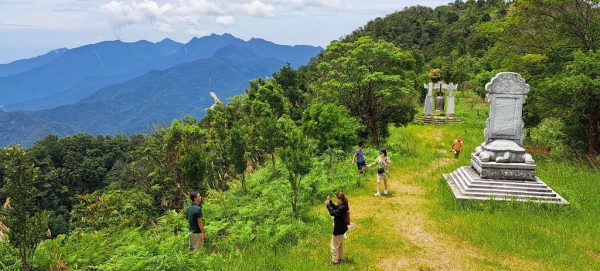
[229,90,600,270]
[3,90,599,270]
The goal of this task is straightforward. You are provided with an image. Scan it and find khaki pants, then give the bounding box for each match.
[189,233,204,250]
[330,234,344,263]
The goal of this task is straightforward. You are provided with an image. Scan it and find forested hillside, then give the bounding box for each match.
[1,1,599,270]
[0,35,321,147]
[346,0,599,159]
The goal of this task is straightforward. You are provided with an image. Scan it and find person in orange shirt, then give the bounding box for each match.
[451,136,464,159]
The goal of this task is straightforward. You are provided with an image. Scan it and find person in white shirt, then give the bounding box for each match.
[369,148,391,196]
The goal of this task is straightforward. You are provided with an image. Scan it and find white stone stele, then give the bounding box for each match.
[446,83,457,116]
[424,83,433,116]
[474,72,535,180]
[443,72,568,204]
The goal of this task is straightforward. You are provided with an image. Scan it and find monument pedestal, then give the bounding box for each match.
[444,166,568,204]
[471,154,536,181]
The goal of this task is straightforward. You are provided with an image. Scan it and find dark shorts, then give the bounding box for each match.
[357,161,367,170]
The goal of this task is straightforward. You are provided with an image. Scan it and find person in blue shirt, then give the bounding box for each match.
[352,142,368,174]
[187,191,205,250]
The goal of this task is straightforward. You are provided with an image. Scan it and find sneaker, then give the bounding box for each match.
[383,190,388,195]
[374,192,381,197]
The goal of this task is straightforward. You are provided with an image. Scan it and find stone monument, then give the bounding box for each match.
[423,83,434,116]
[443,72,568,204]
[446,83,457,117]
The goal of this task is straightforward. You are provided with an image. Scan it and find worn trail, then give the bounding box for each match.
[346,128,553,271]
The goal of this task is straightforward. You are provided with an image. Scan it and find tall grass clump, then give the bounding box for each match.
[29,152,366,270]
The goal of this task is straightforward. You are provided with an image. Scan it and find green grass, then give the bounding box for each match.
[260,89,600,270]
[3,90,600,270]
[426,157,600,270]
[416,91,600,270]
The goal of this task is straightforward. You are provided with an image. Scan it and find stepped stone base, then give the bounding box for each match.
[414,115,464,125]
[471,154,536,181]
[443,166,568,204]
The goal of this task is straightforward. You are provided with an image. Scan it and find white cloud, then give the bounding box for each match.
[99,0,350,34]
[100,0,275,33]
[234,1,275,17]
[186,28,208,36]
[215,15,235,26]
[270,0,349,11]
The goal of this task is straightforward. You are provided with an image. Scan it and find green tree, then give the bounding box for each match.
[302,101,362,167]
[495,0,600,158]
[245,79,288,171]
[277,117,315,218]
[316,36,418,144]
[273,64,311,121]
[163,119,206,206]
[229,124,249,193]
[0,146,49,271]
[542,51,600,159]
[72,188,153,230]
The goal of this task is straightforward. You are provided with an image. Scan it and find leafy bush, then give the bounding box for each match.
[0,243,20,271]
[527,117,567,155]
[32,154,365,270]
[71,188,154,230]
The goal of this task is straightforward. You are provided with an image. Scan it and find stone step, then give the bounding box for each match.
[451,171,556,197]
[447,173,562,201]
[459,167,547,188]
[443,166,568,204]
[413,116,464,125]
[454,168,555,194]
[447,193,564,203]
[454,168,552,193]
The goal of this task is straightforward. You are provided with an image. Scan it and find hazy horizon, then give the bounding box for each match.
[0,0,451,64]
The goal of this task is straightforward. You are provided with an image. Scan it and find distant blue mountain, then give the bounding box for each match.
[0,109,74,147]
[33,49,285,135]
[0,48,68,77]
[1,39,183,109]
[0,34,322,146]
[7,71,151,110]
[3,34,320,111]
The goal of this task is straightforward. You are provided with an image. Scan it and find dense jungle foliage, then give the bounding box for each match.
[1,0,599,270]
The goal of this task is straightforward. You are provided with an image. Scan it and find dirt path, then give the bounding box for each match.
[347,129,553,271]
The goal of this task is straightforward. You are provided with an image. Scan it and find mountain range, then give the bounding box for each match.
[0,34,322,147]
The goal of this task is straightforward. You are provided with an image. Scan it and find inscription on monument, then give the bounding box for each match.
[491,97,520,137]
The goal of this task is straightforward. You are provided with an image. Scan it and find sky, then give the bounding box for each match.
[0,0,451,64]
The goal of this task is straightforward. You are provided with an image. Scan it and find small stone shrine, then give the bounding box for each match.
[443,72,568,204]
[419,82,461,124]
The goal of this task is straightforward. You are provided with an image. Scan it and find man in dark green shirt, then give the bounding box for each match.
[187,191,205,250]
